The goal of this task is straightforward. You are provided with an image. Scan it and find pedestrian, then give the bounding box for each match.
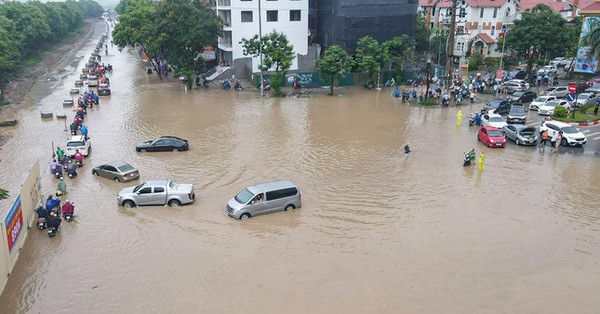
[478,153,486,172]
[594,100,599,115]
[457,109,463,126]
[470,91,475,103]
[550,131,559,153]
[554,131,563,153]
[540,129,549,148]
[81,124,88,139]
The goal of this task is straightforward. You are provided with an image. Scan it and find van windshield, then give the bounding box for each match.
[235,188,254,204]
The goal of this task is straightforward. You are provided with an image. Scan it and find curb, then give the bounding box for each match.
[572,120,600,127]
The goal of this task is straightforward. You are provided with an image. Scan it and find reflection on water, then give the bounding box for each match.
[1,22,599,313]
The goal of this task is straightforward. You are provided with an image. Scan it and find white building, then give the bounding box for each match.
[419,0,519,61]
[212,0,309,73]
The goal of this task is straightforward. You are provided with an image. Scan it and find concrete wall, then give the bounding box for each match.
[297,45,320,73]
[0,161,42,296]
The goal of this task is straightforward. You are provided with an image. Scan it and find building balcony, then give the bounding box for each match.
[217,0,230,7]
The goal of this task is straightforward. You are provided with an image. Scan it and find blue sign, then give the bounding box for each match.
[566,93,576,101]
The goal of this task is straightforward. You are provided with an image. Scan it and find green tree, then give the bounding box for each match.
[0,2,51,57]
[506,4,570,76]
[241,31,295,97]
[316,45,352,95]
[353,36,388,85]
[383,35,415,81]
[415,11,431,53]
[0,16,20,93]
[0,188,8,200]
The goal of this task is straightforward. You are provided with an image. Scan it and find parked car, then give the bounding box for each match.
[88,75,99,87]
[481,113,508,129]
[477,126,507,148]
[573,92,597,107]
[530,96,557,111]
[485,99,512,113]
[585,83,600,94]
[65,135,91,157]
[540,86,569,98]
[92,161,140,182]
[97,83,111,96]
[549,57,566,67]
[507,104,527,124]
[587,76,600,86]
[501,81,525,94]
[508,79,530,90]
[560,58,574,67]
[537,65,558,76]
[510,91,537,103]
[508,70,527,80]
[136,136,189,152]
[226,180,301,219]
[117,180,195,208]
[538,100,571,116]
[540,120,587,146]
[502,125,538,145]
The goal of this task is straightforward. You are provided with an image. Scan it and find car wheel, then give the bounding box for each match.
[284,204,295,211]
[92,170,98,176]
[515,139,520,145]
[477,134,481,142]
[114,177,120,182]
[168,199,181,207]
[140,149,147,152]
[561,138,568,146]
[172,148,179,152]
[123,201,135,208]
[240,213,251,220]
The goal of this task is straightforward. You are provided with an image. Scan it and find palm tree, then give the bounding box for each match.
[583,19,600,58]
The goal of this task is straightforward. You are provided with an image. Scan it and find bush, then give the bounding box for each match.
[553,106,568,118]
[420,97,438,106]
[468,55,485,71]
[580,103,593,114]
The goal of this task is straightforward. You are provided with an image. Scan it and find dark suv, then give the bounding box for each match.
[510,91,537,103]
[507,103,527,123]
[485,99,512,115]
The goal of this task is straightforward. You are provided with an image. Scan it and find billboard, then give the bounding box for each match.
[574,17,600,74]
[4,196,23,254]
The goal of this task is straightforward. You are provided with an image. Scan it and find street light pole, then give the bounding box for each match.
[445,0,458,90]
[258,0,264,96]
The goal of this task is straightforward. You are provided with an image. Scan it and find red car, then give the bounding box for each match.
[477,126,506,148]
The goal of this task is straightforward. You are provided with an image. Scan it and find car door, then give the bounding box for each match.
[151,186,167,205]
[480,128,488,143]
[246,193,268,216]
[152,139,167,152]
[525,92,536,103]
[104,165,119,180]
[136,187,154,205]
[482,114,490,126]
[505,125,516,141]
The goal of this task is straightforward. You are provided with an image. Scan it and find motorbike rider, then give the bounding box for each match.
[57,177,68,196]
[50,159,58,174]
[53,162,64,177]
[36,204,49,219]
[56,146,65,160]
[66,160,78,177]
[234,79,242,90]
[223,79,231,90]
[46,195,61,214]
[62,200,75,220]
[74,150,84,166]
[47,212,62,231]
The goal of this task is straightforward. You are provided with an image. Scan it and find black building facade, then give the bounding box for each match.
[311,0,418,52]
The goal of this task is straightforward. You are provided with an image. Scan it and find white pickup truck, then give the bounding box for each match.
[117,180,195,208]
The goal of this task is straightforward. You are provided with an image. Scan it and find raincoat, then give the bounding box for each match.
[62,202,75,219]
[478,154,486,172]
[57,179,67,195]
[56,147,65,159]
[457,110,463,126]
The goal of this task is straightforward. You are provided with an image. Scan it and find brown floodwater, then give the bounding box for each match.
[1,22,599,313]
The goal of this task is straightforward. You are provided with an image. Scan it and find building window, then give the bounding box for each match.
[446,8,452,16]
[491,26,495,35]
[480,8,484,18]
[457,26,465,34]
[459,8,466,18]
[290,10,301,21]
[267,10,278,22]
[493,8,498,18]
[432,7,436,16]
[505,7,511,17]
[241,11,253,22]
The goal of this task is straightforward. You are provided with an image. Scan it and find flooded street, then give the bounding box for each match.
[1,22,599,313]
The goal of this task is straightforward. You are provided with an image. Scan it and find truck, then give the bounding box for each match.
[117,180,195,208]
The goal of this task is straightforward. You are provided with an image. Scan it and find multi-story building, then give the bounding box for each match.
[211,0,309,74]
[419,0,519,62]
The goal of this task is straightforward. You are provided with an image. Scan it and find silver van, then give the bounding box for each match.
[226,180,301,219]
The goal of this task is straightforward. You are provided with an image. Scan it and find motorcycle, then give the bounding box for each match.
[65,213,74,222]
[463,149,476,167]
[75,160,83,168]
[67,169,78,179]
[48,226,58,238]
[37,217,47,230]
[468,113,476,127]
[363,80,375,89]
[54,170,63,179]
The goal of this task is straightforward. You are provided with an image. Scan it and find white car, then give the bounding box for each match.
[540,120,586,146]
[573,93,597,107]
[88,75,99,87]
[538,100,571,116]
[481,113,508,129]
[507,79,530,90]
[530,96,557,110]
[549,57,566,66]
[540,86,569,98]
[65,135,91,157]
[537,65,557,76]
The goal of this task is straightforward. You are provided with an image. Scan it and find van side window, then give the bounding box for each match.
[139,187,152,194]
[266,187,298,201]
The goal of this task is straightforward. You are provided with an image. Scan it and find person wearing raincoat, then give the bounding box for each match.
[57,177,68,196]
[56,147,65,160]
[478,153,486,172]
[457,109,463,126]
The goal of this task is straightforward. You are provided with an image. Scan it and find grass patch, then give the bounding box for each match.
[0,100,10,106]
[552,110,600,123]
[419,97,438,106]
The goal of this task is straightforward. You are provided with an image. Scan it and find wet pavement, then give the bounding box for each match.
[0,22,599,313]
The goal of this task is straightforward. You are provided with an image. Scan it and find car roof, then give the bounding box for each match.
[545,120,572,128]
[107,161,132,168]
[160,136,187,141]
[487,113,503,117]
[144,180,170,186]
[247,180,298,194]
[69,135,86,141]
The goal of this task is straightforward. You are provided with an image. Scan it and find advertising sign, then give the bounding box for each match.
[201,45,216,61]
[574,17,600,74]
[5,196,23,254]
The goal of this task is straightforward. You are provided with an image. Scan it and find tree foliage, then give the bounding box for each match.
[415,11,431,53]
[0,188,9,200]
[112,0,223,85]
[383,35,415,80]
[0,0,102,92]
[316,45,352,95]
[507,4,571,59]
[353,36,388,81]
[240,31,295,96]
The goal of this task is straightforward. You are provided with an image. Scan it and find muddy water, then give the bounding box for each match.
[1,24,599,313]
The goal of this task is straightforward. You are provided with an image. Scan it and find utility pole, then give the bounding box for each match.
[258,0,264,96]
[445,0,458,90]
